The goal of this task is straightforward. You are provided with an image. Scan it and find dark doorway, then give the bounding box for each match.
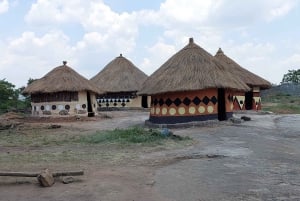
[87,91,94,117]
[245,91,253,110]
[141,96,148,108]
[218,88,227,121]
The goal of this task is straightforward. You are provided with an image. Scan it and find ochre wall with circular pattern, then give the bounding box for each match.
[150,89,235,117]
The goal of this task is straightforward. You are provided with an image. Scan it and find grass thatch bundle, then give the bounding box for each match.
[90,54,148,93]
[23,62,103,94]
[215,48,271,89]
[138,38,250,95]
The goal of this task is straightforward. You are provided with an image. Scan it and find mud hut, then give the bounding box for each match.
[90,54,150,109]
[23,61,102,117]
[138,38,250,124]
[214,48,271,110]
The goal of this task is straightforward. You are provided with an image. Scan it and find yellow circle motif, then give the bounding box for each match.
[178,107,186,115]
[150,108,155,114]
[169,108,176,115]
[198,106,205,113]
[155,107,160,115]
[189,106,196,114]
[162,107,167,115]
[207,106,214,113]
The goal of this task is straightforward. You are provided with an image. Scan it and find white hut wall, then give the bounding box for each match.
[30,91,96,116]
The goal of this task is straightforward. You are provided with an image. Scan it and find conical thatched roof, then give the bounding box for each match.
[90,54,148,93]
[23,61,103,94]
[138,38,250,95]
[214,48,271,89]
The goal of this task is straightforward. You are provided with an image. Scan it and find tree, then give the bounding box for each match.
[281,69,300,84]
[0,79,19,113]
[19,78,37,108]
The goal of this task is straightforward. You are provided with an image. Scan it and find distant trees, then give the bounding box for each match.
[0,78,36,114]
[0,79,19,113]
[281,69,300,84]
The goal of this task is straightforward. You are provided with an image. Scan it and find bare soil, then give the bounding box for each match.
[0,111,188,201]
[1,111,300,201]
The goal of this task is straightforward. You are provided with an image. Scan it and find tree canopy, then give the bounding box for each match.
[0,78,36,114]
[281,69,300,84]
[0,79,19,112]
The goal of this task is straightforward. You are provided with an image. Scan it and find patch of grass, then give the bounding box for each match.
[79,127,190,145]
[262,94,300,114]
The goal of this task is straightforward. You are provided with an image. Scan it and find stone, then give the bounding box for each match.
[230,118,242,124]
[37,169,55,187]
[62,177,74,184]
[241,116,251,121]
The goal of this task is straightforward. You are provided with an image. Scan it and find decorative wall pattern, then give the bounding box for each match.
[148,89,235,124]
[149,89,234,118]
[150,95,218,116]
[31,91,97,116]
[232,90,262,110]
[97,97,131,107]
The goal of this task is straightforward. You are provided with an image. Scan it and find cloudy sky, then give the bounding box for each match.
[0,0,299,88]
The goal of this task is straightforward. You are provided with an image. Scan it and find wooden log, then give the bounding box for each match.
[0,170,84,177]
[0,172,38,177]
[52,170,84,177]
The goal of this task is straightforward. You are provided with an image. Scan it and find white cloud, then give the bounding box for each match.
[219,42,282,83]
[2,0,299,88]
[25,0,84,25]
[0,0,9,14]
[158,0,222,26]
[282,54,300,69]
[139,41,176,75]
[0,31,75,87]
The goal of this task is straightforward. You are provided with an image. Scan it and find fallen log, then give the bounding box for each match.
[0,172,38,177]
[0,170,84,177]
[0,169,84,187]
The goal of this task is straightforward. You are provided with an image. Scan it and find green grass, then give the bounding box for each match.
[0,126,191,147]
[0,127,193,169]
[79,127,190,145]
[262,93,300,114]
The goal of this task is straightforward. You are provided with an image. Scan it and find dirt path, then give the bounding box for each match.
[1,112,300,201]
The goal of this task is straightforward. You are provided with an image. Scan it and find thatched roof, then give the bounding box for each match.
[215,48,271,89]
[138,38,250,95]
[23,61,103,94]
[90,54,148,93]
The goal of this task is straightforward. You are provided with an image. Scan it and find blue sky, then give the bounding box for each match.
[1,0,299,87]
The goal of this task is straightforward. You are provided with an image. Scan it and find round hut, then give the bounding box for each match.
[138,38,250,124]
[90,54,150,110]
[214,48,271,110]
[23,61,102,117]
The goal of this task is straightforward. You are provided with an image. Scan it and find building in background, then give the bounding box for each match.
[139,38,249,124]
[23,61,102,117]
[91,54,150,110]
[215,48,271,110]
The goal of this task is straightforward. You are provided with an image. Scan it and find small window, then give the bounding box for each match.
[82,104,86,109]
[52,105,56,110]
[65,105,70,110]
[41,105,45,111]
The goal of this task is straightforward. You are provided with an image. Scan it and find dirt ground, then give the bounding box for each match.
[0,111,300,201]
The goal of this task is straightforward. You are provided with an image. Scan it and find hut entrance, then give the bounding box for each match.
[218,88,227,121]
[245,91,253,110]
[87,92,94,117]
[141,96,148,108]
